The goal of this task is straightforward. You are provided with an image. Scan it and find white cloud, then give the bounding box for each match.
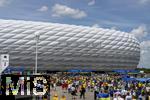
[88,0,95,6]
[37,6,48,12]
[92,24,100,28]
[130,25,148,39]
[0,0,10,7]
[131,25,150,68]
[138,0,150,4]
[138,41,150,68]
[140,41,150,48]
[111,26,118,30]
[51,4,87,19]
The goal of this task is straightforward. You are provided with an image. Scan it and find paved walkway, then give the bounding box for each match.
[13,87,94,100]
[50,87,94,100]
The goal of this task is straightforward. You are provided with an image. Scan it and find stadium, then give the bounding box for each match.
[1,1,150,99]
[0,19,140,71]
[0,19,148,100]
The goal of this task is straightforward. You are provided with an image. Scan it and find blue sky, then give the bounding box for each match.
[0,0,150,68]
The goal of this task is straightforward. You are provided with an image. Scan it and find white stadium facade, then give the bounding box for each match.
[0,19,140,71]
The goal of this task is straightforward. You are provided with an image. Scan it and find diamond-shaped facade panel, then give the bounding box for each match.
[0,19,140,70]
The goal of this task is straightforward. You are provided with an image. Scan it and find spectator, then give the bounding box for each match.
[80,85,86,99]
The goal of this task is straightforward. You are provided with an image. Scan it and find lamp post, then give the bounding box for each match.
[34,32,40,74]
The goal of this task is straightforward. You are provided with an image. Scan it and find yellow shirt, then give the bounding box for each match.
[83,84,86,88]
[138,83,142,87]
[52,96,59,100]
[60,97,66,100]
[99,98,110,100]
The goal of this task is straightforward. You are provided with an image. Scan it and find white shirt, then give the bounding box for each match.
[121,90,127,95]
[114,97,124,100]
[125,95,132,100]
[71,87,75,91]
[94,86,98,91]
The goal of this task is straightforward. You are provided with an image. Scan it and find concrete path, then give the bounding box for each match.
[50,86,94,100]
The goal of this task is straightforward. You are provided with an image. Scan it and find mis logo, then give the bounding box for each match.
[0,75,50,96]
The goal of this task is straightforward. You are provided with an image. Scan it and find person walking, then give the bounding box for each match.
[94,85,99,100]
[60,95,66,100]
[52,93,59,100]
[125,92,132,100]
[80,85,86,99]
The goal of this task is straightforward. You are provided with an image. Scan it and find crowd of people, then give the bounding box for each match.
[50,72,150,100]
[0,72,149,100]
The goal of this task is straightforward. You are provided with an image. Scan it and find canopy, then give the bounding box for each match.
[2,66,24,74]
[122,77,136,82]
[113,69,139,74]
[135,78,150,82]
[113,69,127,74]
